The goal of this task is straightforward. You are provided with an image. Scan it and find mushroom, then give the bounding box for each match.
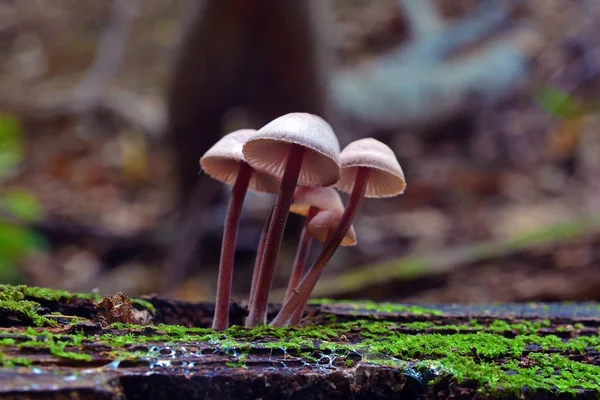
[306,208,357,246]
[242,112,341,326]
[284,186,345,304]
[270,138,405,327]
[200,129,279,330]
[286,207,357,326]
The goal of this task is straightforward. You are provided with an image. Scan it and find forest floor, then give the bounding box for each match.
[0,0,599,304]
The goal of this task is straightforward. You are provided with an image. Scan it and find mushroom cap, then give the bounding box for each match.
[242,113,341,187]
[200,129,280,193]
[290,186,344,218]
[335,138,406,198]
[308,208,357,246]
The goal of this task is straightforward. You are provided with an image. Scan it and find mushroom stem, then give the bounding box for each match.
[283,206,317,303]
[286,225,332,326]
[248,206,273,307]
[246,144,306,327]
[271,167,370,327]
[212,162,253,331]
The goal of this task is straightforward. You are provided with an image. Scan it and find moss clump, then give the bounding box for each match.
[0,352,33,367]
[0,285,155,327]
[0,298,55,327]
[0,327,92,362]
[130,298,156,313]
[487,319,551,334]
[0,284,101,303]
[441,352,600,395]
[0,284,98,327]
[98,323,216,347]
[309,298,442,316]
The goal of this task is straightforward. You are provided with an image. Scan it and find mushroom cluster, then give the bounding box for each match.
[200,113,406,330]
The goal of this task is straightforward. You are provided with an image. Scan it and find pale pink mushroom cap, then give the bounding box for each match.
[335,138,406,198]
[200,129,280,194]
[308,208,357,247]
[242,113,341,187]
[290,186,344,218]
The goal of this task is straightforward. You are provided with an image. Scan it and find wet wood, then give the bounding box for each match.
[0,288,599,399]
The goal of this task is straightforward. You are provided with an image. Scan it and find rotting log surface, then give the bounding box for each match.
[0,285,599,399]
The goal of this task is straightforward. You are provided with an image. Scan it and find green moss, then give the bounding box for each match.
[0,284,98,327]
[16,327,91,362]
[225,353,248,368]
[0,338,16,346]
[0,284,160,310]
[0,298,56,327]
[446,353,600,395]
[0,352,32,367]
[398,319,572,336]
[1,318,598,395]
[0,285,155,328]
[487,319,550,334]
[0,285,598,396]
[212,323,599,395]
[0,284,101,302]
[347,330,600,395]
[308,299,442,316]
[130,298,156,313]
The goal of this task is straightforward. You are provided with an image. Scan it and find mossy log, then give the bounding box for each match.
[0,285,599,399]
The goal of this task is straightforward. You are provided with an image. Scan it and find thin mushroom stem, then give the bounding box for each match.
[283,206,318,303]
[246,144,306,326]
[247,206,273,308]
[271,167,370,327]
[212,162,253,330]
[286,225,331,326]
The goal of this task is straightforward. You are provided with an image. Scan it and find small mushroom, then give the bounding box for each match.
[284,187,345,304]
[286,207,357,326]
[200,129,279,330]
[271,138,405,327]
[242,113,341,326]
[306,208,357,247]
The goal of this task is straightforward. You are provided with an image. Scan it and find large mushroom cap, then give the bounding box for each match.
[335,138,405,198]
[242,113,341,187]
[200,129,280,193]
[290,186,344,217]
[308,208,357,246]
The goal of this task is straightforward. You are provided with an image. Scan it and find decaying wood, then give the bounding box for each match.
[0,286,599,399]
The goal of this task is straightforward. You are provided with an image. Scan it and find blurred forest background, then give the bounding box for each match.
[0,0,599,305]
